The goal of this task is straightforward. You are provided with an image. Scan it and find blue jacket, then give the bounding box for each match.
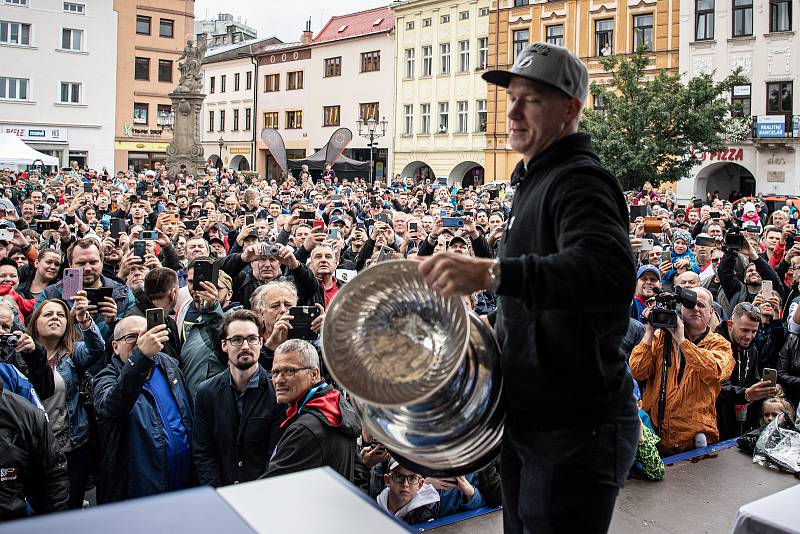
[0,362,45,411]
[436,473,486,517]
[47,321,106,450]
[665,248,701,282]
[92,349,194,503]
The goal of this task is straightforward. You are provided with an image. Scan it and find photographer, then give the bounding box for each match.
[0,299,53,405]
[630,287,735,454]
[718,231,783,317]
[218,240,285,308]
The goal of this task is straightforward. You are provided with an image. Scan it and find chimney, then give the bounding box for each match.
[302,18,312,44]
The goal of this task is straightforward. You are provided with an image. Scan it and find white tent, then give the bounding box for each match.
[0,133,59,166]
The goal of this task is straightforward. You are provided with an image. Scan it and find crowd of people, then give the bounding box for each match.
[1,162,799,525]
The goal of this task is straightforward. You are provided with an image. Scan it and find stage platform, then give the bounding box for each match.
[428,443,799,533]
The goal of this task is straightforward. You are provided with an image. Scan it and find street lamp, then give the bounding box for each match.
[217,136,226,170]
[356,115,387,185]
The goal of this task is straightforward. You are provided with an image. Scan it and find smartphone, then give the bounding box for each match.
[34,219,59,231]
[199,187,208,197]
[629,205,647,222]
[65,214,76,225]
[199,209,209,218]
[299,210,316,220]
[377,213,391,225]
[83,183,92,193]
[326,228,339,241]
[696,236,717,247]
[192,259,218,291]
[110,218,127,239]
[145,308,165,332]
[237,207,246,217]
[287,306,321,341]
[639,238,654,252]
[245,214,255,226]
[140,230,158,241]
[129,194,138,203]
[312,219,325,231]
[0,229,13,241]
[761,280,773,299]
[763,368,778,388]
[184,220,199,230]
[85,287,113,306]
[377,246,394,263]
[710,211,721,219]
[62,268,83,300]
[132,240,146,259]
[661,249,671,264]
[442,217,464,228]
[409,222,418,232]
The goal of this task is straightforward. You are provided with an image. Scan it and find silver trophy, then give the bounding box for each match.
[322,260,504,477]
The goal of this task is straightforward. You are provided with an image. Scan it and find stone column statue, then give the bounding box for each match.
[165,35,208,178]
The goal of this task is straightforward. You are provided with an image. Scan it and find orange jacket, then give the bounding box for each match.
[630,330,734,455]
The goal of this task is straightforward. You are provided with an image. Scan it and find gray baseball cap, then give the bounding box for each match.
[482,42,589,103]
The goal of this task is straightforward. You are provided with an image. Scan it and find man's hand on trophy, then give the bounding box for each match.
[418,253,495,297]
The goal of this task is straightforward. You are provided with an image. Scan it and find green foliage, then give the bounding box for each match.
[580,50,749,191]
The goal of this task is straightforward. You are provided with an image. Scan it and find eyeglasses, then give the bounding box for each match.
[114,333,139,344]
[390,473,421,485]
[738,302,761,314]
[268,367,313,379]
[225,335,262,347]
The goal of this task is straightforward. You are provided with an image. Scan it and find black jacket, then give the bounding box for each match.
[125,291,183,361]
[495,133,637,427]
[263,382,360,482]
[0,382,68,520]
[192,366,284,487]
[777,333,800,406]
[218,253,265,309]
[718,251,783,317]
[715,321,762,440]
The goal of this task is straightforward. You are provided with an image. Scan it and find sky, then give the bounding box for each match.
[194,0,389,43]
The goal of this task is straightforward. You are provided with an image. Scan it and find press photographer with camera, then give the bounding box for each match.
[218,240,285,309]
[0,299,53,405]
[630,287,735,454]
[718,227,783,317]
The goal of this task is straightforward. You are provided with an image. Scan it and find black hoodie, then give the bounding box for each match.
[715,320,762,440]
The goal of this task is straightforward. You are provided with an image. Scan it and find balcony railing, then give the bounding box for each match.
[751,115,800,139]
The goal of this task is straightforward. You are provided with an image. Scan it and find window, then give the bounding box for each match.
[157,104,173,126]
[440,43,451,74]
[264,73,279,92]
[767,81,793,131]
[323,105,340,127]
[406,21,414,30]
[731,84,751,117]
[733,0,753,37]
[478,37,488,69]
[219,109,225,131]
[0,77,28,100]
[134,102,149,125]
[361,50,380,72]
[287,71,303,90]
[633,14,653,51]
[404,105,413,135]
[546,25,564,46]
[233,109,239,130]
[4,0,28,5]
[63,2,84,14]
[59,81,80,103]
[457,101,468,133]
[220,74,226,93]
[136,15,151,35]
[61,28,82,51]
[286,110,303,129]
[134,57,150,80]
[234,72,240,91]
[208,110,214,131]
[209,76,215,93]
[459,11,469,20]
[159,18,173,38]
[158,59,173,82]
[593,95,606,112]
[421,103,431,134]
[423,18,432,27]
[438,102,449,132]
[479,7,490,16]
[245,108,252,130]
[770,0,791,32]
[458,40,470,72]
[263,111,278,129]
[246,71,252,90]
[440,14,450,24]
[695,0,715,40]
[324,57,341,77]
[405,48,415,78]
[513,29,529,59]
[422,45,432,76]
[0,21,31,45]
[595,19,614,55]
[359,102,379,122]
[477,100,487,132]
[514,0,530,5]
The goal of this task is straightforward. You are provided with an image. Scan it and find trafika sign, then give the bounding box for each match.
[692,148,744,162]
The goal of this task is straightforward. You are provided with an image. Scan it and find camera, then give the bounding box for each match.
[0,333,19,353]
[723,227,745,252]
[642,287,697,329]
[261,243,280,258]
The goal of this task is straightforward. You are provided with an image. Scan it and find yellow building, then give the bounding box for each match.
[485,0,680,181]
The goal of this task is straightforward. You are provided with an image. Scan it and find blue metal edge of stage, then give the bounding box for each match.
[412,506,503,531]
[661,437,740,465]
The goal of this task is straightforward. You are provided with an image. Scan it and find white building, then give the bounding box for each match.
[0,0,117,169]
[307,6,395,182]
[390,0,491,187]
[677,0,799,200]
[201,37,282,171]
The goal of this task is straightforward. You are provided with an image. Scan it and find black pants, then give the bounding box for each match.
[65,444,92,509]
[501,419,639,534]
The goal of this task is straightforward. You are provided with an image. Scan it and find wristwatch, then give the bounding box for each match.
[488,259,502,293]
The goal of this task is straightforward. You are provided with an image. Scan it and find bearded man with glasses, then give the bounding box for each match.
[92,315,193,503]
[193,309,284,487]
[261,338,361,482]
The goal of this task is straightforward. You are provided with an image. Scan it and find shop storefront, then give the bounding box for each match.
[115,141,169,173]
[1,124,69,169]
